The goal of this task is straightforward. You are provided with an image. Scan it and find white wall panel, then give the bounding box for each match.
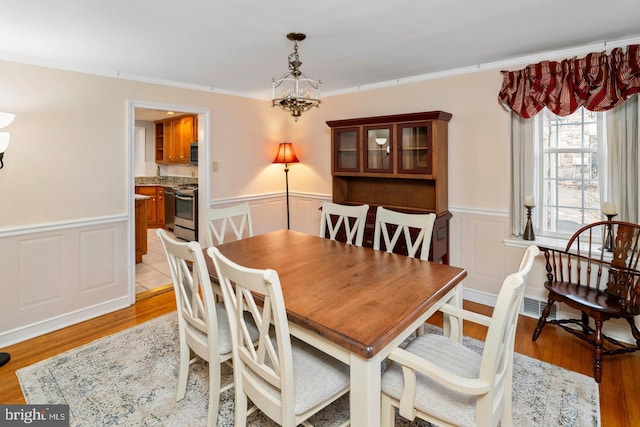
[79,228,118,292]
[19,234,65,307]
[0,217,130,347]
[472,218,509,279]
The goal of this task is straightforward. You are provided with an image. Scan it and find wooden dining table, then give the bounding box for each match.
[205,229,467,427]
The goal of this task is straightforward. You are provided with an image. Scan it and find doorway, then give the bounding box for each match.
[128,100,209,303]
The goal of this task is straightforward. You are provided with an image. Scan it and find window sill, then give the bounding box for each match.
[503,235,568,251]
[504,235,614,260]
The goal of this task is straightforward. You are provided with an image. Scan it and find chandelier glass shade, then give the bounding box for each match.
[272,33,321,121]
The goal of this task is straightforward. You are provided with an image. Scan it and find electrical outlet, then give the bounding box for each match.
[212,161,219,172]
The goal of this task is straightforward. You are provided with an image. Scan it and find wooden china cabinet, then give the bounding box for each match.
[326,111,452,263]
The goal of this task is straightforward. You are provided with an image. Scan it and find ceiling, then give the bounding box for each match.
[2,0,640,103]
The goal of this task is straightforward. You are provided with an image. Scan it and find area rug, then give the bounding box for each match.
[17,313,600,426]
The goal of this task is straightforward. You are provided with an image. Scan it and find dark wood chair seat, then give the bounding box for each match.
[533,220,640,383]
[545,281,636,317]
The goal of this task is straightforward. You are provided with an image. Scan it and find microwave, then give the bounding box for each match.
[190,142,198,165]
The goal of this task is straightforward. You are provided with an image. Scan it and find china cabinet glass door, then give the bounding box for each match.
[397,122,432,174]
[364,126,392,172]
[333,127,360,172]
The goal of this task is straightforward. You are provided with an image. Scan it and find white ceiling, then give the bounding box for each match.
[2,0,640,103]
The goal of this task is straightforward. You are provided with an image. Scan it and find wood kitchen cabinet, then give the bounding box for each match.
[135,197,148,263]
[135,186,165,228]
[326,111,452,263]
[155,114,197,164]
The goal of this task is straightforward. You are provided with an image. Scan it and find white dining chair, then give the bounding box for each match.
[380,245,540,427]
[157,229,258,427]
[373,206,436,261]
[207,245,350,427]
[319,201,369,246]
[204,202,253,247]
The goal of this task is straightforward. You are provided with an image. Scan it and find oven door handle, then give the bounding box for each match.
[176,195,194,201]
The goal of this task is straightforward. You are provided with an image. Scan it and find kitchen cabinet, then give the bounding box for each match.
[135,186,165,228]
[135,196,148,263]
[326,111,452,263]
[155,114,197,164]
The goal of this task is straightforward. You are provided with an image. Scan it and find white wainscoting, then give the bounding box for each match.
[207,192,327,239]
[0,216,130,347]
[3,193,632,346]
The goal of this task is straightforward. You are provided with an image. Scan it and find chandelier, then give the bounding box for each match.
[272,33,321,121]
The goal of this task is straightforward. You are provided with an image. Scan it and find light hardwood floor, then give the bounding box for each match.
[0,294,637,426]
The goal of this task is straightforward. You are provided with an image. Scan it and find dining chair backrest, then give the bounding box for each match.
[381,244,539,427]
[156,228,228,427]
[208,246,292,423]
[477,245,539,423]
[373,206,436,261]
[204,202,253,247]
[207,246,350,426]
[319,201,369,246]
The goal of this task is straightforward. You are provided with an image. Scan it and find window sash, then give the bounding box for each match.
[534,109,604,239]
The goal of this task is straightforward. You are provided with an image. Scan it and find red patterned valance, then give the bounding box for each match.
[498,44,640,118]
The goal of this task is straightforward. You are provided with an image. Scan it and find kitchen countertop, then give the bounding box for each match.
[135,176,197,187]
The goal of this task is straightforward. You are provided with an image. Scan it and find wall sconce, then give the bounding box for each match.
[272,142,300,229]
[0,112,16,169]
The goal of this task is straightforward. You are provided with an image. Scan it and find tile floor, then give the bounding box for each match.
[135,228,174,294]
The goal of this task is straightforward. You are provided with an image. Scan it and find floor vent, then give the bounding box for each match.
[522,297,557,320]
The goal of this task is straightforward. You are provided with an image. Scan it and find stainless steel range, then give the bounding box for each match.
[173,185,198,241]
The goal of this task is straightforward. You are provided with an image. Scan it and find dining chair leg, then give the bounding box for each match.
[235,383,248,427]
[207,361,221,427]
[176,342,190,400]
[532,298,554,341]
[501,364,514,427]
[593,319,604,383]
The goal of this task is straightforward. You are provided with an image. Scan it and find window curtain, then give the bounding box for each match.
[603,95,639,223]
[510,111,536,236]
[499,44,640,119]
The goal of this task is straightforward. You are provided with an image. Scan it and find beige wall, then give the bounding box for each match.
[0,58,533,345]
[294,70,511,209]
[0,60,510,228]
[0,60,292,228]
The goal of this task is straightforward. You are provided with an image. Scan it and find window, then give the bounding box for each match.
[515,97,639,240]
[537,108,604,237]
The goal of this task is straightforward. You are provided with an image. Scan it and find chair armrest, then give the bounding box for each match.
[439,303,491,328]
[387,347,491,395]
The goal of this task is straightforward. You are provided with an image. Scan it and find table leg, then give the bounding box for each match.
[349,353,382,427]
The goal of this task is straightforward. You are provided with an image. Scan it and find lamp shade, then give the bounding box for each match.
[0,112,15,129]
[0,132,9,153]
[273,142,300,164]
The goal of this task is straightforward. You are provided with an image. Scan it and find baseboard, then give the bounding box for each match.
[0,296,131,347]
[463,288,556,320]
